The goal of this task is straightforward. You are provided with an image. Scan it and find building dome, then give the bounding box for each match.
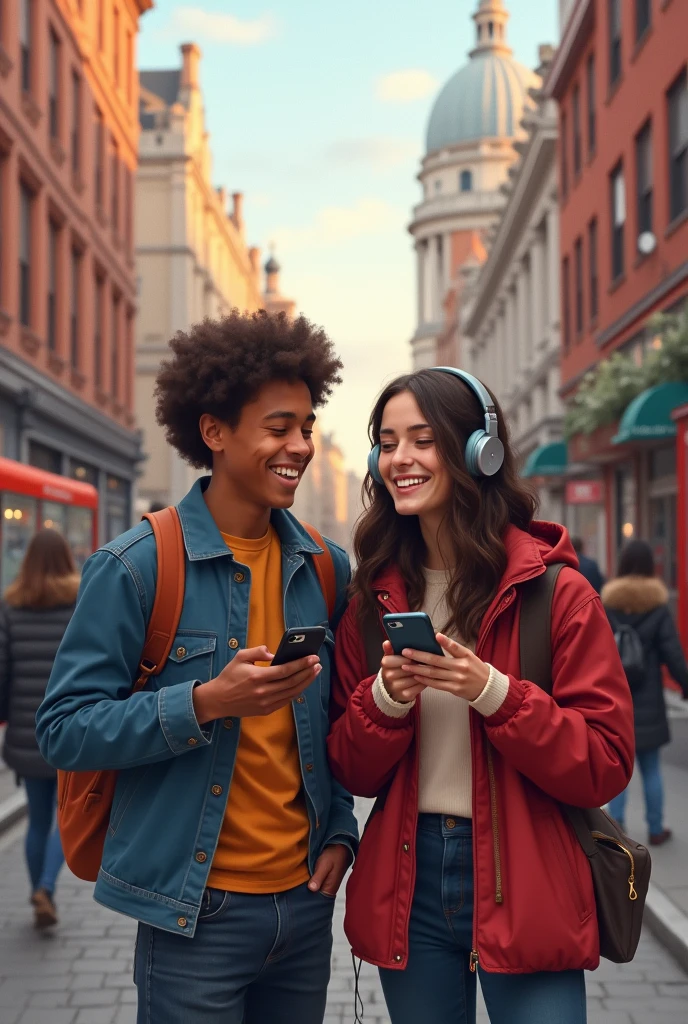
[426,1,539,154]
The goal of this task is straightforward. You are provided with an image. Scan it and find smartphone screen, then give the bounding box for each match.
[271,626,327,666]
[382,612,443,657]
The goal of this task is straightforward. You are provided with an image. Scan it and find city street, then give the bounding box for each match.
[0,793,687,1024]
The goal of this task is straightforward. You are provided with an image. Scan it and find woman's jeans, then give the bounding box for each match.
[608,747,664,836]
[379,814,587,1024]
[23,776,64,896]
[134,882,335,1024]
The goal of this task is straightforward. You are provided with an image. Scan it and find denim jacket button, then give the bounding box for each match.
[228,638,239,649]
[296,696,305,704]
[305,763,314,772]
[195,851,207,863]
[177,917,187,928]
[211,785,223,796]
[176,646,187,658]
[223,718,233,729]
[233,572,245,583]
[187,737,198,746]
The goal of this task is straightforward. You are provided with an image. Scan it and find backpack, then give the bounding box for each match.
[609,617,645,691]
[57,506,337,883]
[361,564,651,964]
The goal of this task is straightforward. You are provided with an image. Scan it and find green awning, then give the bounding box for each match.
[522,441,568,478]
[612,381,688,445]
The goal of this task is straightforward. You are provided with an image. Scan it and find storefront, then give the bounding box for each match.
[521,441,567,526]
[672,403,688,651]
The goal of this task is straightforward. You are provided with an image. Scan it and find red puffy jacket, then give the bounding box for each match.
[328,522,634,974]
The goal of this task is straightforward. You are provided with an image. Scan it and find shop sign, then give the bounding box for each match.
[566,480,603,505]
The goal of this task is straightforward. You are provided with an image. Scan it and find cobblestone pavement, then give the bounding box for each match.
[0,813,686,1024]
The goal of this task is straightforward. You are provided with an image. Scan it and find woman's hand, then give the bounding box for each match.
[381,640,426,704]
[402,633,490,702]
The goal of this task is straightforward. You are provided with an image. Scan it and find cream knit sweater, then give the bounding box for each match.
[372,568,510,817]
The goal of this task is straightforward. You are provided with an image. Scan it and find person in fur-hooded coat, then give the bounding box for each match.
[602,539,688,844]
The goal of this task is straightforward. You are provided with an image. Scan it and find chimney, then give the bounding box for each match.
[232,192,244,233]
[180,43,201,89]
[216,186,227,212]
[249,247,261,278]
[538,43,555,66]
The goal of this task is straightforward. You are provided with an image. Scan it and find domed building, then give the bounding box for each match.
[409,0,540,368]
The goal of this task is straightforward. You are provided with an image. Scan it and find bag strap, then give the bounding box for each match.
[135,507,186,693]
[301,523,337,621]
[518,564,565,695]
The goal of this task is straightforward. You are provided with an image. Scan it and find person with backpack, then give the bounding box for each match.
[0,528,80,929]
[327,368,635,1024]
[36,310,357,1024]
[603,539,688,847]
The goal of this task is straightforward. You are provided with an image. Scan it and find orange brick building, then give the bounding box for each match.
[547,0,688,597]
[0,0,151,540]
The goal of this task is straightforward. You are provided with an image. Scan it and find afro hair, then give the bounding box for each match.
[154,309,343,469]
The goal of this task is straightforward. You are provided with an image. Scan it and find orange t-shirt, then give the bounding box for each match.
[207,526,310,893]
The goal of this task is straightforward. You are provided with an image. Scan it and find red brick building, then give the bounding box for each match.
[547,0,688,607]
[0,0,151,542]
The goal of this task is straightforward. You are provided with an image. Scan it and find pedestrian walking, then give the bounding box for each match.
[571,536,605,593]
[0,528,79,929]
[328,368,634,1024]
[37,310,357,1024]
[603,540,688,846]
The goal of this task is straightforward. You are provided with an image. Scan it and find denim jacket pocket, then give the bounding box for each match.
[154,632,217,689]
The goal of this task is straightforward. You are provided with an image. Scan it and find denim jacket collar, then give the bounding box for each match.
[177,477,324,562]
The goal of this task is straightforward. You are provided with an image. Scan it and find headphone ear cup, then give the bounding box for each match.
[367,445,384,485]
[466,431,505,477]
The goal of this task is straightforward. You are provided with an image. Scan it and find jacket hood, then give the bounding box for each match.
[372,519,578,594]
[601,575,669,614]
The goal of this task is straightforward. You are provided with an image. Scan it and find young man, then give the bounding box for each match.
[36,310,358,1024]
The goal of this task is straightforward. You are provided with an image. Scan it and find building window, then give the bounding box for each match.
[608,0,622,89]
[460,169,473,192]
[125,309,134,409]
[572,84,582,178]
[588,217,598,322]
[562,256,571,354]
[560,111,568,198]
[71,71,81,175]
[636,0,651,41]
[70,247,81,368]
[111,292,120,399]
[94,106,104,208]
[635,120,653,237]
[20,0,31,93]
[49,30,60,139]
[587,54,596,156]
[47,220,58,351]
[574,237,584,336]
[19,183,32,326]
[113,7,120,87]
[111,138,119,235]
[610,161,626,281]
[94,274,104,389]
[668,69,688,223]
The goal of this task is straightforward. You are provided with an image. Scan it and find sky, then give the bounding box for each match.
[137,0,558,475]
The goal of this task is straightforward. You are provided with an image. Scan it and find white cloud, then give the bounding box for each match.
[165,8,277,46]
[376,69,439,103]
[325,137,418,170]
[272,198,404,252]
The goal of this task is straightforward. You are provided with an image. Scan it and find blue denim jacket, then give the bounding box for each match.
[36,479,358,937]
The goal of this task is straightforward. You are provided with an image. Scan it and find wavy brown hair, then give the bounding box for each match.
[352,370,538,643]
[4,528,80,609]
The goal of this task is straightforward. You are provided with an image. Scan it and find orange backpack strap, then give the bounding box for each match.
[301,523,337,622]
[136,507,186,692]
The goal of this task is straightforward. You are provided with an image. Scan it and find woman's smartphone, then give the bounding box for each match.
[382,613,443,657]
[271,626,327,666]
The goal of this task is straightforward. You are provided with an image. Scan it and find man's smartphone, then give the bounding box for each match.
[271,626,327,667]
[382,612,443,657]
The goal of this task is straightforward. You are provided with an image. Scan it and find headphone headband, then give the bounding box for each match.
[431,367,498,439]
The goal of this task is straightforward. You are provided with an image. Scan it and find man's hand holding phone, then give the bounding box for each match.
[193,646,321,724]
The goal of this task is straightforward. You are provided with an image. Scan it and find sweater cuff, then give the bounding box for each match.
[470,665,510,718]
[372,671,415,719]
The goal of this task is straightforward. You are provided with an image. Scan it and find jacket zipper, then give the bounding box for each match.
[591,832,638,899]
[485,741,503,904]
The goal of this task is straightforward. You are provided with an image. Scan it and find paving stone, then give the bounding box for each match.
[74,1009,117,1024]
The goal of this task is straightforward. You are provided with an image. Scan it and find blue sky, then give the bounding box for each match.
[138,1,558,473]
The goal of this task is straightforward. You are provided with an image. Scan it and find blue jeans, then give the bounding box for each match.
[379,815,587,1024]
[134,882,335,1024]
[608,746,664,836]
[23,776,64,896]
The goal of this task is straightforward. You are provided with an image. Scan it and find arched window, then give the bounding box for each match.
[460,169,473,192]
[488,21,494,38]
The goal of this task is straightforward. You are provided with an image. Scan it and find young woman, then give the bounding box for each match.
[327,368,635,1024]
[603,539,688,845]
[0,528,79,928]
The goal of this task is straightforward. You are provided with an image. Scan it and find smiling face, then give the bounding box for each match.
[201,379,316,512]
[378,390,453,523]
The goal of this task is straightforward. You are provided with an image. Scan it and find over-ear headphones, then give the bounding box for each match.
[367,367,504,484]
